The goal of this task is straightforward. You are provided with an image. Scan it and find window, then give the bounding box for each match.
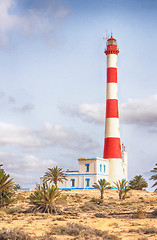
[104,165,106,173]
[85,178,90,187]
[108,40,116,45]
[71,179,75,187]
[85,163,90,172]
[100,164,102,172]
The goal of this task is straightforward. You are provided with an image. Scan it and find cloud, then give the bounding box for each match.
[0,91,5,98]
[42,122,99,151]
[0,152,57,187]
[0,122,98,152]
[60,95,157,128]
[0,0,70,47]
[0,91,34,113]
[1,154,56,174]
[120,95,157,126]
[59,104,105,124]
[0,122,42,149]
[14,104,34,113]
[8,96,15,103]
[0,0,20,46]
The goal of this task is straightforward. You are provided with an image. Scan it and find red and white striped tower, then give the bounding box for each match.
[103,35,123,184]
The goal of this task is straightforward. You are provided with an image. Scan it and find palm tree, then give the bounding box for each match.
[129,175,148,190]
[114,179,130,200]
[150,163,157,192]
[0,169,14,207]
[13,184,21,191]
[29,184,61,213]
[43,166,67,188]
[92,179,111,200]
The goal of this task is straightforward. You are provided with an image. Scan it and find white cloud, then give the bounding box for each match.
[0,152,57,187]
[120,95,157,126]
[0,122,42,149]
[42,122,99,151]
[60,95,157,127]
[2,154,56,174]
[0,0,20,46]
[0,0,70,47]
[60,104,105,124]
[0,122,98,151]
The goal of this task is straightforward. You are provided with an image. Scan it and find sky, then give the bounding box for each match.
[0,0,157,190]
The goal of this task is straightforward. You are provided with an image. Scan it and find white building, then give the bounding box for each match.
[40,148,127,190]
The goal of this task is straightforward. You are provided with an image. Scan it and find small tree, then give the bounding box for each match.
[114,179,130,200]
[43,166,67,188]
[0,167,14,207]
[129,175,148,190]
[150,163,157,192]
[29,184,61,214]
[92,179,111,200]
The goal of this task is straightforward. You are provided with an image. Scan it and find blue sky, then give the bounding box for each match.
[0,0,157,190]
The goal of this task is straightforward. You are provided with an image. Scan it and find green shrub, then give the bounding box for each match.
[29,184,62,214]
[0,168,14,207]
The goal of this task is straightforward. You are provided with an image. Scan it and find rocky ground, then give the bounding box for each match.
[0,189,156,240]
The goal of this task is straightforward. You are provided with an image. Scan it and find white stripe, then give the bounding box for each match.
[108,159,123,184]
[106,83,118,100]
[105,118,120,138]
[107,54,117,68]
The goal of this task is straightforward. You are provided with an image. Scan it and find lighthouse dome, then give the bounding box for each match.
[107,35,117,45]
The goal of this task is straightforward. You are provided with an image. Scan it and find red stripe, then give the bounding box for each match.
[107,68,117,83]
[106,99,119,118]
[103,138,121,159]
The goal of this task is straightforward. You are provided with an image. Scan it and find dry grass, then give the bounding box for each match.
[0,229,34,240]
[46,222,121,240]
[0,189,156,240]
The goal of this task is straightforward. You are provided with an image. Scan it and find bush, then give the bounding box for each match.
[46,223,121,240]
[79,202,99,212]
[90,197,103,203]
[142,227,157,234]
[29,184,62,214]
[137,238,148,240]
[136,210,146,219]
[129,227,157,234]
[0,229,34,240]
[151,209,157,217]
[94,213,108,218]
[0,168,15,207]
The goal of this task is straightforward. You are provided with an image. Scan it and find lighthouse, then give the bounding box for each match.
[40,34,127,190]
[103,35,124,184]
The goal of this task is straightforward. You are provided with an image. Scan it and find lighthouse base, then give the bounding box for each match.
[108,158,123,185]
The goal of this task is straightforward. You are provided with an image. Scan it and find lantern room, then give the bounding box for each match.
[105,35,119,55]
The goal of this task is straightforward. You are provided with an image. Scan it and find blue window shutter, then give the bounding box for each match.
[100,164,102,172]
[71,179,75,187]
[85,178,90,187]
[85,164,90,172]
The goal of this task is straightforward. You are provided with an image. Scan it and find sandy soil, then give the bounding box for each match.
[0,189,156,239]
